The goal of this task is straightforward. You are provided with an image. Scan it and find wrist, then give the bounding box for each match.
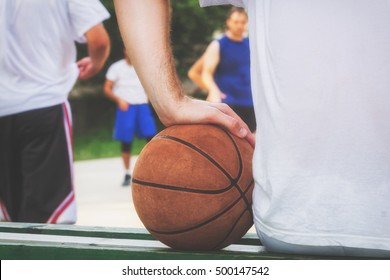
[151,91,187,127]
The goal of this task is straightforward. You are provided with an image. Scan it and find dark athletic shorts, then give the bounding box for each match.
[229,104,257,133]
[0,103,76,223]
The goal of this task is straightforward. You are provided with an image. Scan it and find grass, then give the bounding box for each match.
[69,94,165,161]
[73,127,149,161]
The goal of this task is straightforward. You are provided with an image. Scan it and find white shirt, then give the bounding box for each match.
[201,0,390,251]
[105,59,148,105]
[0,0,110,117]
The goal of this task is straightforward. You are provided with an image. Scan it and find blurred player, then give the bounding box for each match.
[104,49,157,186]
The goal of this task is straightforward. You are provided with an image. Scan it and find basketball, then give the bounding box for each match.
[131,124,254,250]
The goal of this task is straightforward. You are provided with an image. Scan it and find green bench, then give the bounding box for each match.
[0,222,350,260]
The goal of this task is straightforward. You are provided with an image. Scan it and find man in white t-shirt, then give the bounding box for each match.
[104,50,157,186]
[0,0,110,224]
[115,0,390,257]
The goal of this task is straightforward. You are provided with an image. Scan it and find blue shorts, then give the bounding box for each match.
[114,104,157,143]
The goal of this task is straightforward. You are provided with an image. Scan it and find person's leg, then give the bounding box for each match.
[0,114,21,222]
[114,106,136,186]
[45,102,76,223]
[121,142,132,171]
[121,142,132,186]
[0,104,75,224]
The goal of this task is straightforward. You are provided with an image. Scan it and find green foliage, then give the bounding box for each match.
[77,0,229,84]
[171,1,229,76]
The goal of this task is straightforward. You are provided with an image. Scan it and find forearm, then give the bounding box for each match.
[202,70,223,101]
[188,68,203,89]
[114,0,183,125]
[200,41,221,100]
[103,83,119,103]
[188,58,208,91]
[202,70,219,93]
[86,24,110,74]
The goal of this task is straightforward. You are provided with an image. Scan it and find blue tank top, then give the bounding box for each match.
[215,36,253,106]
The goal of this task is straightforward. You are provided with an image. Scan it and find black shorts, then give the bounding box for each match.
[229,104,257,132]
[0,103,76,223]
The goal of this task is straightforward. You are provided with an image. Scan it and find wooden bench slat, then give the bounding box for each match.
[0,222,261,246]
[0,231,294,260]
[0,222,330,260]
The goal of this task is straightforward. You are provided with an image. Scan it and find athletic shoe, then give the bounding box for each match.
[122,174,131,187]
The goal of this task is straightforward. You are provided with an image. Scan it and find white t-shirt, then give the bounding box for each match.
[201,0,390,252]
[105,59,148,105]
[0,0,110,117]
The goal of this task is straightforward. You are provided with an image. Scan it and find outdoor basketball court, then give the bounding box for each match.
[74,156,143,228]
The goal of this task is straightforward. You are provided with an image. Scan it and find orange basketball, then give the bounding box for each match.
[132,124,254,250]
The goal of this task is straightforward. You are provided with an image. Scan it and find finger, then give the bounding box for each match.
[209,103,255,148]
[78,70,90,80]
[245,132,256,148]
[204,105,247,137]
[173,98,256,148]
[212,103,249,129]
[76,59,87,68]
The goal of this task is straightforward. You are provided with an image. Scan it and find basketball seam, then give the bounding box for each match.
[156,135,239,181]
[131,179,237,195]
[221,132,253,214]
[212,206,250,250]
[147,180,254,235]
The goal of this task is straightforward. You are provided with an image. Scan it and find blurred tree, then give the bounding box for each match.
[170,1,229,77]
[76,0,229,85]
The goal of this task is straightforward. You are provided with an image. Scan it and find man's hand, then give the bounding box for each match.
[77,57,99,80]
[117,98,129,111]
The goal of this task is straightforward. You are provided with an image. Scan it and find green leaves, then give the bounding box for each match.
[81,0,229,81]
